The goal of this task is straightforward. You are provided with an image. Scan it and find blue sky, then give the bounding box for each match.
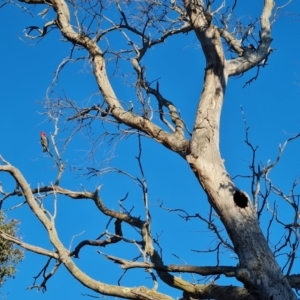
[1,1,300,299]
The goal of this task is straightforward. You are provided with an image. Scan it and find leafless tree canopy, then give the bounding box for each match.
[0,0,300,299]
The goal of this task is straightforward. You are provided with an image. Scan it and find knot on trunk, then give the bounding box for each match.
[236,267,254,286]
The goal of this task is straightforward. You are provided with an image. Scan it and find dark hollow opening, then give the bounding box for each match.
[233,190,248,208]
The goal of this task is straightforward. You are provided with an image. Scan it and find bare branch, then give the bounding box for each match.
[101,252,236,276]
[24,20,56,39]
[27,258,61,292]
[71,219,123,258]
[227,0,275,76]
[0,230,58,259]
[0,161,173,300]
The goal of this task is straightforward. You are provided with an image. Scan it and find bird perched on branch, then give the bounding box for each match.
[40,131,49,152]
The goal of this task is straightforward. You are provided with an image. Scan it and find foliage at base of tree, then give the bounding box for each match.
[0,212,23,288]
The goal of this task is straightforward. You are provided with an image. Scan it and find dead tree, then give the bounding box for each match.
[0,0,299,299]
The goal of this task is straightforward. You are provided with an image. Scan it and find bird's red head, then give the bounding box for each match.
[40,131,46,137]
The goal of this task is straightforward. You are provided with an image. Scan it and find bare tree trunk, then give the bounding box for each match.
[184,2,296,299]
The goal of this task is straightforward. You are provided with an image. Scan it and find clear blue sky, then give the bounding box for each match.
[1,1,300,299]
